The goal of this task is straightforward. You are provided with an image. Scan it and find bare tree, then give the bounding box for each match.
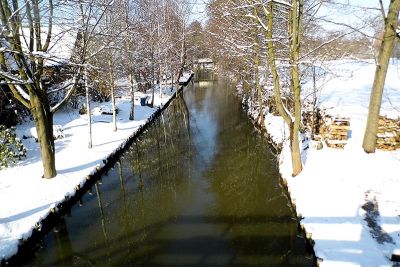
[0,0,82,178]
[76,0,117,145]
[262,0,304,176]
[207,0,321,176]
[363,0,400,153]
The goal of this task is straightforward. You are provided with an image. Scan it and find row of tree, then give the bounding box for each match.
[1,0,192,178]
[203,0,400,176]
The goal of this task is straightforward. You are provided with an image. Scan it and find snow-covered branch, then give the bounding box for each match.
[50,70,82,113]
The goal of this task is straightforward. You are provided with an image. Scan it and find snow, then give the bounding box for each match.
[244,59,400,266]
[315,59,400,121]
[14,85,30,101]
[20,26,77,66]
[0,73,192,262]
[92,104,115,115]
[23,125,64,140]
[179,71,195,83]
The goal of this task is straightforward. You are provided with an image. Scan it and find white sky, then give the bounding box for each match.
[187,0,395,35]
[316,0,391,37]
[188,0,208,23]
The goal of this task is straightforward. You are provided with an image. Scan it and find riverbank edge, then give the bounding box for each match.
[1,75,193,265]
[236,92,319,266]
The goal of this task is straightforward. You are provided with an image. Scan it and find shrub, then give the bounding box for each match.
[0,125,27,169]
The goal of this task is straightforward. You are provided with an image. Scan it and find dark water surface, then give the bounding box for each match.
[22,81,315,266]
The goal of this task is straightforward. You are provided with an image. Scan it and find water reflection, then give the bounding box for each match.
[21,81,314,267]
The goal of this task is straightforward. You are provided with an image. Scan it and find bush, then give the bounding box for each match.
[0,125,27,169]
[0,86,29,127]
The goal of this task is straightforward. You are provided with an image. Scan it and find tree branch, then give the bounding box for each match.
[50,68,82,113]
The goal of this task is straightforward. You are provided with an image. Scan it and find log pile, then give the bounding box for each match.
[302,110,400,151]
[303,109,350,149]
[376,116,400,151]
[302,108,323,138]
[321,116,350,149]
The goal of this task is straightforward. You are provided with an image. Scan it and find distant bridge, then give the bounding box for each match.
[193,58,216,82]
[193,58,214,70]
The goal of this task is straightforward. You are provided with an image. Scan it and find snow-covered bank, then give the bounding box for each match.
[0,72,193,262]
[242,60,400,266]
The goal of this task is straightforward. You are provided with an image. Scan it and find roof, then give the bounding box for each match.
[4,25,78,67]
[196,58,213,63]
[28,26,77,66]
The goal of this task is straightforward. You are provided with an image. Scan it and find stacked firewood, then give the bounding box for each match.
[302,109,350,149]
[376,116,400,151]
[322,116,350,148]
[302,108,323,140]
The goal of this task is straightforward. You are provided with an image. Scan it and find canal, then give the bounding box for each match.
[20,81,315,266]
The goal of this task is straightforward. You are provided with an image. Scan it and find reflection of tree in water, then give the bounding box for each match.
[94,181,112,265]
[124,95,192,195]
[32,217,96,267]
[20,88,314,267]
[91,94,193,264]
[53,218,74,267]
[204,94,307,266]
[116,161,133,253]
[31,95,194,266]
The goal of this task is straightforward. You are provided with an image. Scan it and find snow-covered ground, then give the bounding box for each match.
[0,72,193,262]
[246,59,400,266]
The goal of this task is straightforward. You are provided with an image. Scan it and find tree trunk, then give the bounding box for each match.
[265,1,292,128]
[171,72,174,91]
[151,85,155,108]
[311,65,317,139]
[253,7,264,128]
[159,65,163,98]
[289,0,304,176]
[129,73,135,120]
[85,67,93,148]
[108,58,117,132]
[30,92,56,178]
[111,82,117,132]
[363,0,400,153]
[176,28,186,98]
[150,61,155,108]
[263,0,303,176]
[290,123,302,176]
[255,48,264,128]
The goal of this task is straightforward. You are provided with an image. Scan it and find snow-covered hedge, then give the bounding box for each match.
[0,125,27,169]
